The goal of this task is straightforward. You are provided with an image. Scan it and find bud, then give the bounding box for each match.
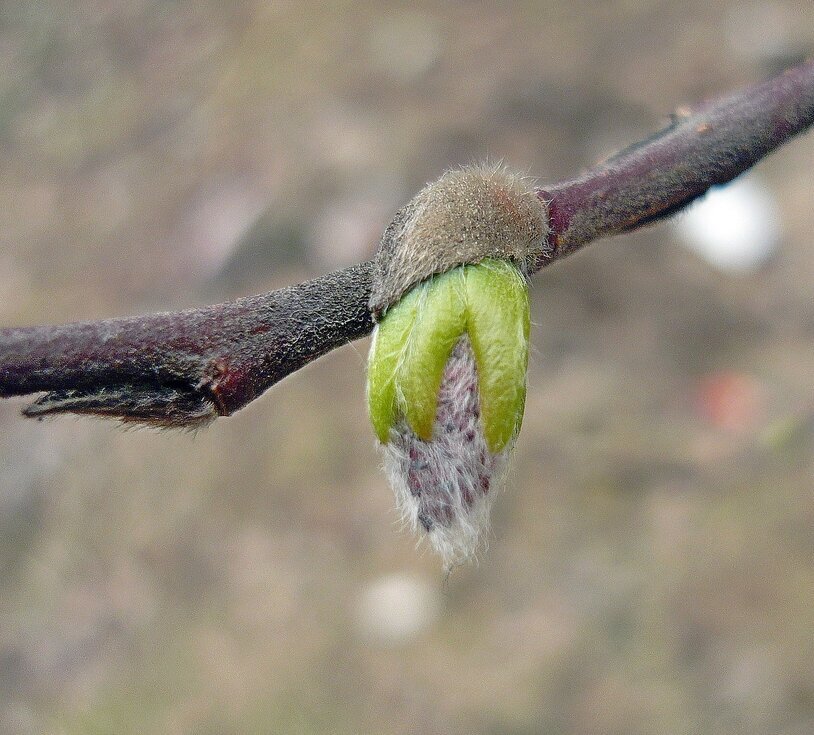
[367,259,530,566]
[367,164,546,567]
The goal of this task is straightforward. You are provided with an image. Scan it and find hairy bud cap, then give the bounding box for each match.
[370,164,548,317]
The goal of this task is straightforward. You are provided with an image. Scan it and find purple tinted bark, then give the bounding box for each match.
[1,59,813,425]
[0,263,373,425]
[539,58,814,262]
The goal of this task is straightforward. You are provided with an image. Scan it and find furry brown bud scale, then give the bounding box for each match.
[370,164,549,317]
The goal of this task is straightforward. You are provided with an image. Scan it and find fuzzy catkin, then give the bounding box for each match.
[381,336,512,567]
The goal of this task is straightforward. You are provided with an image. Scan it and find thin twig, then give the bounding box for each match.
[1,59,813,425]
[540,58,814,262]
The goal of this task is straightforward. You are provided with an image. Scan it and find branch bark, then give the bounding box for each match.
[540,58,814,262]
[0,263,374,425]
[2,59,813,425]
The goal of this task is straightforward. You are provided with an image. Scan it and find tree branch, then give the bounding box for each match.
[1,59,813,425]
[539,58,814,262]
[0,263,374,425]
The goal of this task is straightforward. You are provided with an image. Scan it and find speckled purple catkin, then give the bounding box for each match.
[381,336,512,567]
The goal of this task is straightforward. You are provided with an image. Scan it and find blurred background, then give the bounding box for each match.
[1,2,813,733]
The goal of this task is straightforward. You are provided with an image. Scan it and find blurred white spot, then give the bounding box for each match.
[671,176,781,273]
[356,573,441,644]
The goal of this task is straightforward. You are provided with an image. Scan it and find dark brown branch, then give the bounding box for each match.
[1,59,813,425]
[0,263,374,425]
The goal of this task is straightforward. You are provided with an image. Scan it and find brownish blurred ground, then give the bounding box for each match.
[1,2,813,733]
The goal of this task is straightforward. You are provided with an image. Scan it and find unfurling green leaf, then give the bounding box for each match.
[367,259,529,451]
